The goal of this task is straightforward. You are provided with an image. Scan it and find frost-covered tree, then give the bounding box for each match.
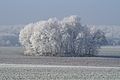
[30,19,62,56]
[60,16,88,56]
[19,15,104,56]
[90,27,108,46]
[19,23,35,55]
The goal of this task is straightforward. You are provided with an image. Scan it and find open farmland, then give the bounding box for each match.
[0,46,120,80]
[0,47,120,66]
[100,46,120,57]
[0,64,120,80]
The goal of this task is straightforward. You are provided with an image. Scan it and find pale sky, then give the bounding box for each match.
[0,0,120,25]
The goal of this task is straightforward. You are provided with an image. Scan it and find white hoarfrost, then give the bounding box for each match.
[19,15,103,56]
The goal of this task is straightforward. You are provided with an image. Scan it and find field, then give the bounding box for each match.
[0,46,120,80]
[100,46,120,57]
[0,64,120,80]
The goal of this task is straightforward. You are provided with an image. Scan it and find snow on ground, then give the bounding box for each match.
[0,47,120,79]
[0,64,120,69]
[0,47,120,67]
[0,64,120,80]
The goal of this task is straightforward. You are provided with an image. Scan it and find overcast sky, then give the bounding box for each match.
[0,0,120,25]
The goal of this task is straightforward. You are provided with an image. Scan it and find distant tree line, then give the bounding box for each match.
[0,20,120,47]
[0,34,20,47]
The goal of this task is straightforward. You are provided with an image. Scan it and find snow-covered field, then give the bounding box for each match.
[0,47,120,80]
[0,47,119,67]
[100,46,120,56]
[0,64,120,80]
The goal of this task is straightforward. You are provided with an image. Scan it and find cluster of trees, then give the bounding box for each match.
[89,25,120,46]
[19,15,106,56]
[0,23,119,47]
